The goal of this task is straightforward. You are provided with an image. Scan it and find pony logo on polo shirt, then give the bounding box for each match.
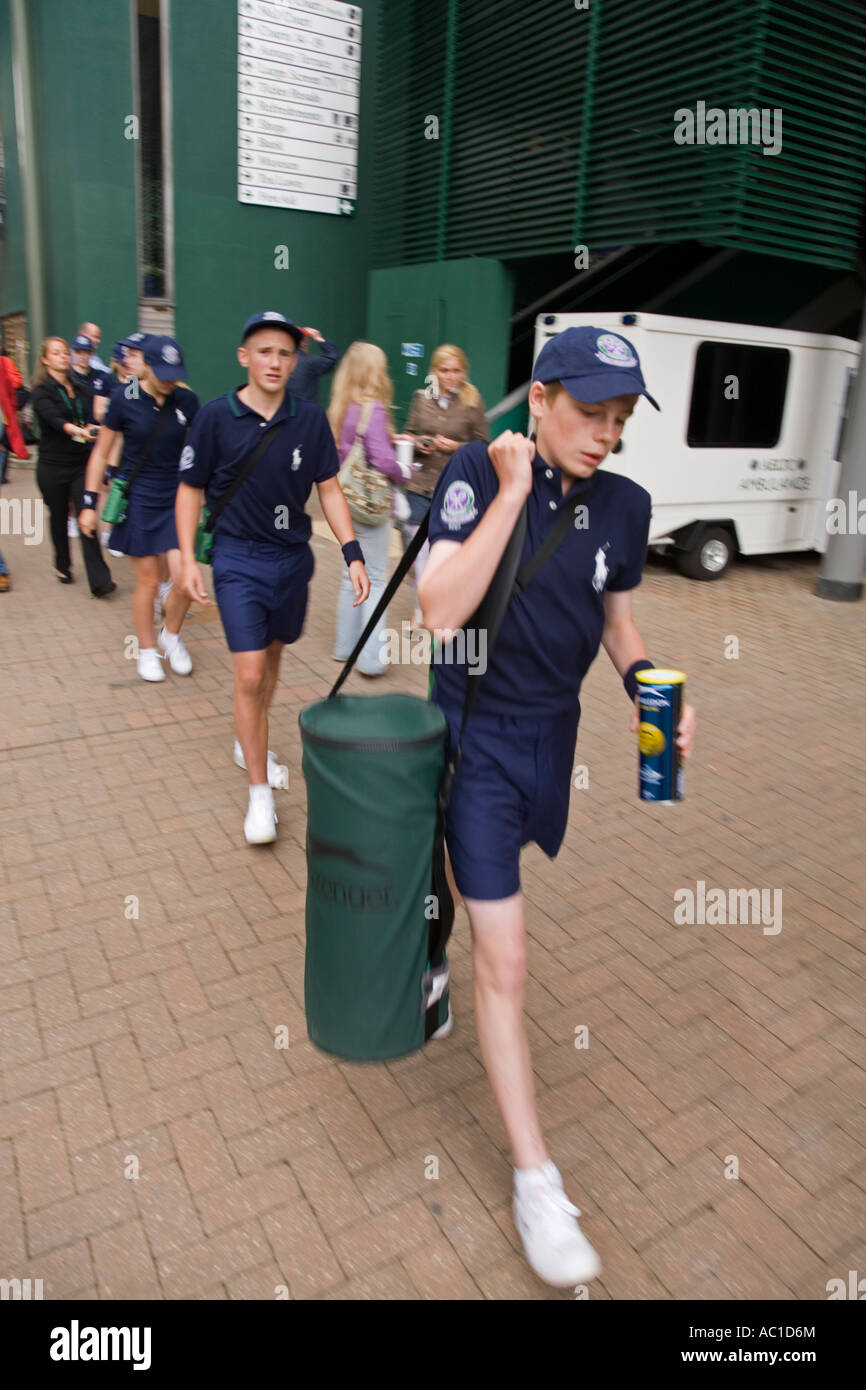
[592,544,610,593]
[175,408,187,426]
[179,444,195,470]
[291,447,302,471]
[440,480,477,531]
[594,333,637,369]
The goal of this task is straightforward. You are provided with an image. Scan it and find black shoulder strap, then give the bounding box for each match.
[205,395,295,535]
[453,505,527,743]
[123,399,176,490]
[329,513,429,698]
[327,470,600,704]
[513,472,599,595]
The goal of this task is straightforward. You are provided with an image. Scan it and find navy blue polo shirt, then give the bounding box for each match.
[91,369,116,400]
[105,384,200,479]
[428,441,652,720]
[70,366,113,412]
[179,386,339,547]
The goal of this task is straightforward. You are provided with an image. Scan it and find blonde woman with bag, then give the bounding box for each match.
[329,342,413,677]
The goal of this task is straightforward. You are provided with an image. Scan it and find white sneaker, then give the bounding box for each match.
[513,1162,602,1288]
[158,627,192,676]
[430,1004,454,1039]
[68,516,80,538]
[233,739,288,790]
[137,648,165,683]
[244,796,278,845]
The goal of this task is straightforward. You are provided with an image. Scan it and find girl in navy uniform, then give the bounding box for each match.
[80,336,199,682]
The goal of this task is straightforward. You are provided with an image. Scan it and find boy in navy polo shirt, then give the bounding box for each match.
[176,312,370,846]
[419,326,696,1288]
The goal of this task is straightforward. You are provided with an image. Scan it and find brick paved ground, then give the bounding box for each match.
[0,460,864,1300]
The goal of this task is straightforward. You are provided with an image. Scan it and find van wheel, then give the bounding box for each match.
[675,526,734,581]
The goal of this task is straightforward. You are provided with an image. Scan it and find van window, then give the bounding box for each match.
[687,343,790,448]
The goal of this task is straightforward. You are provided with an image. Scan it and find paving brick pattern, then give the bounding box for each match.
[0,462,864,1300]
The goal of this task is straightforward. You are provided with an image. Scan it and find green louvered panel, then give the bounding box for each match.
[444,0,588,260]
[374,5,447,266]
[375,0,866,270]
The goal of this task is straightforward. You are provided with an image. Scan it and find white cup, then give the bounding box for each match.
[395,438,415,471]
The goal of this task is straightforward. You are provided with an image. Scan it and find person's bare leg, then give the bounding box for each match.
[132,555,160,649]
[163,549,191,634]
[233,649,269,785]
[261,639,283,717]
[445,847,462,910]
[465,892,548,1170]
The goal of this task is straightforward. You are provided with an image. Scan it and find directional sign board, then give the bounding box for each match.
[238,0,361,215]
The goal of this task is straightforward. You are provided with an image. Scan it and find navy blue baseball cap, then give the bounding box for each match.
[533,326,660,410]
[111,340,128,364]
[241,311,303,346]
[71,334,93,352]
[119,331,151,353]
[144,335,186,381]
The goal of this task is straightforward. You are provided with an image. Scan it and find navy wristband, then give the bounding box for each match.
[624,659,655,701]
[82,491,98,511]
[342,540,364,567]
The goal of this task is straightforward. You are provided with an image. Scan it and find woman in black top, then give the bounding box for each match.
[31,337,115,595]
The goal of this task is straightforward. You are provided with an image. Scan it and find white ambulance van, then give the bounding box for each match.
[532,312,859,579]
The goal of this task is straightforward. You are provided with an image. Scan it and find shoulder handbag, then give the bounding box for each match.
[337,400,391,526]
[101,399,175,524]
[194,400,290,564]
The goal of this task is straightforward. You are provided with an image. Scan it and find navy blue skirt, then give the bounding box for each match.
[109,472,179,557]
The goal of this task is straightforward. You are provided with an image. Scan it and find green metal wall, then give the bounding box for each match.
[367,257,512,425]
[0,0,383,394]
[0,4,26,326]
[171,0,383,405]
[0,0,138,366]
[376,0,866,272]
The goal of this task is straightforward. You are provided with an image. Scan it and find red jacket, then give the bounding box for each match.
[0,356,28,459]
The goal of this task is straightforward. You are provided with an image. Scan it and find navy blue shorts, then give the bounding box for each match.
[437,702,580,901]
[212,536,315,653]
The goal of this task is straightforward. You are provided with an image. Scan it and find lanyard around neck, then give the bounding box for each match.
[57,382,84,424]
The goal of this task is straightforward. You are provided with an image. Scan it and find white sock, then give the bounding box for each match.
[139,647,158,657]
[249,783,274,810]
[514,1161,557,1194]
[161,627,180,648]
[158,580,172,601]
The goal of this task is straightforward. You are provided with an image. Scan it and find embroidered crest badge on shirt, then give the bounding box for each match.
[592,544,610,593]
[291,447,302,471]
[179,444,195,471]
[594,333,637,369]
[440,480,477,531]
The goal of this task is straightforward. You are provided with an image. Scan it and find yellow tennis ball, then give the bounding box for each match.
[638,722,666,756]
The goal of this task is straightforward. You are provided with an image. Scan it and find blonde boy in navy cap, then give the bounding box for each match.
[176,312,370,846]
[419,326,696,1287]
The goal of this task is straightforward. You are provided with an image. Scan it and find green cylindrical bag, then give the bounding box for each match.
[299,492,541,1063]
[300,694,450,1061]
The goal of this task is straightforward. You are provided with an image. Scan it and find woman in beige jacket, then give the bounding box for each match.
[402,344,488,622]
